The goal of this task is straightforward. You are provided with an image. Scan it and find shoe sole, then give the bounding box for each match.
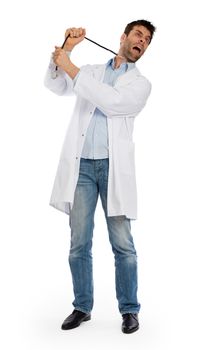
[61,315,91,330]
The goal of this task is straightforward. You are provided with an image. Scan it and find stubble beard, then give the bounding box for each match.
[121,42,141,63]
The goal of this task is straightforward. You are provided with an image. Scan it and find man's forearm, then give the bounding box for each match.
[64,59,80,80]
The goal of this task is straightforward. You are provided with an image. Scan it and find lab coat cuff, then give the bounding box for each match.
[48,54,56,70]
[73,71,80,86]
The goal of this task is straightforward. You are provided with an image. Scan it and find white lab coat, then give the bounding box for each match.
[44,56,151,220]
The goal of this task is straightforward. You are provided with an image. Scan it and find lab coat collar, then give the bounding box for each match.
[107,57,135,71]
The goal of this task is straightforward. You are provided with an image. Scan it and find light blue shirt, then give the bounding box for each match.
[78,57,135,159]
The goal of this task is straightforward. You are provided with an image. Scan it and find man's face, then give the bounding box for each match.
[119,25,151,62]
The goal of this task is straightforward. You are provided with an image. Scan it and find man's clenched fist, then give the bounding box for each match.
[63,27,86,51]
[51,27,84,78]
[52,46,70,71]
[52,45,80,79]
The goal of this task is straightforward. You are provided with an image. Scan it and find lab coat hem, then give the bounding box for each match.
[49,201,137,220]
[49,201,70,215]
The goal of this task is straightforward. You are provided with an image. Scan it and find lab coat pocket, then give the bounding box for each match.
[117,139,135,175]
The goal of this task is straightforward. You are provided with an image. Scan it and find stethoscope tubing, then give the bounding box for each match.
[54,33,118,74]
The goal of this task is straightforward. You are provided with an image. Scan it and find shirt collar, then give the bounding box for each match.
[106,57,135,71]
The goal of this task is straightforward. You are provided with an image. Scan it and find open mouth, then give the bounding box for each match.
[133,46,141,53]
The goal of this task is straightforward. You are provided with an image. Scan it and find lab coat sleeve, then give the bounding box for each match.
[44,52,75,96]
[73,69,152,117]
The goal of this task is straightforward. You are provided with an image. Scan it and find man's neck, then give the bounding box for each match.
[114,54,127,69]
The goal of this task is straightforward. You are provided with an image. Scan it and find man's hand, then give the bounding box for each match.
[63,27,86,51]
[52,46,80,79]
[52,46,71,71]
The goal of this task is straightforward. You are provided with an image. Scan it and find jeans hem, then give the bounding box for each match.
[74,307,91,314]
[120,310,140,315]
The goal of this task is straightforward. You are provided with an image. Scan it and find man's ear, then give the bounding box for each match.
[120,33,127,44]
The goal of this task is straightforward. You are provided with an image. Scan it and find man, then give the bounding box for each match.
[44,19,156,334]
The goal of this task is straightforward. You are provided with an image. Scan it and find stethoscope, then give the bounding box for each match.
[51,33,118,79]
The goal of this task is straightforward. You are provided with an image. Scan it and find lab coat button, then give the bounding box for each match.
[76,157,78,160]
[82,134,84,136]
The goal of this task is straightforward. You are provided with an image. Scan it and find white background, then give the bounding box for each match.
[0,0,207,349]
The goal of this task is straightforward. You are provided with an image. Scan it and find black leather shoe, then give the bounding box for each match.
[122,313,139,334]
[61,310,91,330]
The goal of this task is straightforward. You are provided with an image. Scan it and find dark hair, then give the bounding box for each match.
[124,20,156,43]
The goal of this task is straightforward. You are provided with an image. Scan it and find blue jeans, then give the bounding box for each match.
[68,158,141,315]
